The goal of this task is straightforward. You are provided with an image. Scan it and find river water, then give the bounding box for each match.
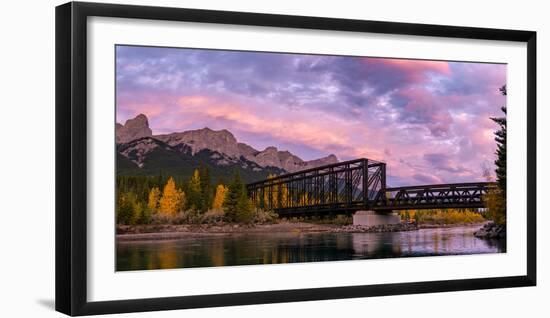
[116,225,505,271]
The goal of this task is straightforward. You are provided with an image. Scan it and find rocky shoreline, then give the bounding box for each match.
[118,221,487,241]
[117,222,336,241]
[333,222,419,233]
[474,222,506,239]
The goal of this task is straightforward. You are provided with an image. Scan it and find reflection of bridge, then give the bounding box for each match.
[246,158,494,217]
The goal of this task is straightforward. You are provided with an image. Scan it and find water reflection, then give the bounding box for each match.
[116,225,506,271]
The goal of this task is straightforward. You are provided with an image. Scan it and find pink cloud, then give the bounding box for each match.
[381,59,451,75]
[364,58,451,85]
[172,95,383,159]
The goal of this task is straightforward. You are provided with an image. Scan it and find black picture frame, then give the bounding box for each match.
[55,1,537,316]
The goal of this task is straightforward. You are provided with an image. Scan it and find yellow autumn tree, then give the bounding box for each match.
[212,184,228,210]
[299,192,309,206]
[263,174,277,210]
[280,183,288,208]
[159,177,185,216]
[147,187,161,212]
[483,186,506,225]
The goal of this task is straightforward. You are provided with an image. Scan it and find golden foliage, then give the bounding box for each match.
[262,174,277,209]
[399,208,485,224]
[159,177,185,216]
[147,187,161,212]
[299,192,309,206]
[189,169,201,192]
[280,184,288,208]
[483,186,506,225]
[212,184,228,210]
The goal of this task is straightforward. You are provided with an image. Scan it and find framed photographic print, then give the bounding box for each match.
[55,1,536,316]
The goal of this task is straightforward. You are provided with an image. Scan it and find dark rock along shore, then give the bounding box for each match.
[334,222,419,233]
[474,222,506,239]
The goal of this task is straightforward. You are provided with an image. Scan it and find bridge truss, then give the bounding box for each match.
[246,158,494,217]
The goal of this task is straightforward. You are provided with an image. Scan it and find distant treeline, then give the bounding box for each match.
[399,209,485,225]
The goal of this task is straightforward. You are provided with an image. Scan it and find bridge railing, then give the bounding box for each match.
[372,182,496,211]
[246,158,386,214]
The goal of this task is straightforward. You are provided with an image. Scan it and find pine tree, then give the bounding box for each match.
[212,184,228,210]
[490,85,507,197]
[483,85,507,226]
[187,169,202,212]
[223,172,242,222]
[159,177,185,216]
[116,192,135,225]
[223,171,253,223]
[134,201,152,224]
[147,187,161,212]
[199,165,212,213]
[236,197,254,224]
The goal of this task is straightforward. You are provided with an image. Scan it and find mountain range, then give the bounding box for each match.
[116,114,339,183]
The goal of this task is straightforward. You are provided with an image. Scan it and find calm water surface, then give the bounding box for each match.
[116,225,505,271]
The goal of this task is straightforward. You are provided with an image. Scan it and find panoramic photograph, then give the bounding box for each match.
[115,45,507,271]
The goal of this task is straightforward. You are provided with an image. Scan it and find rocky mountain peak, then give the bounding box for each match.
[156,126,241,157]
[116,113,153,144]
[244,146,339,173]
[306,154,339,168]
[125,113,149,128]
[263,146,278,153]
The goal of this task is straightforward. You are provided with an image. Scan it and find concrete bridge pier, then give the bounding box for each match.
[352,210,401,226]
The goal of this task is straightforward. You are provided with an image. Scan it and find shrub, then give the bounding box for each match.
[253,208,279,224]
[483,186,506,225]
[150,210,197,225]
[201,209,225,224]
[333,214,352,226]
[400,209,485,225]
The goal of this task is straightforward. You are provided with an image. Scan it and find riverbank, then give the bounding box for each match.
[117,223,333,241]
[418,221,488,229]
[117,221,489,242]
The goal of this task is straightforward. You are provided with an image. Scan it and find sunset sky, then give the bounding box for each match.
[116,45,506,186]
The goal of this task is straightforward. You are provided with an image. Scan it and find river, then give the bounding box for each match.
[116,224,506,271]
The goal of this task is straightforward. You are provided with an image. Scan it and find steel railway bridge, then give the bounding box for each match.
[246,158,494,217]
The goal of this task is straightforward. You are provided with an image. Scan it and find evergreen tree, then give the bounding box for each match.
[116,192,135,225]
[223,172,242,222]
[223,171,253,223]
[236,196,254,224]
[134,201,152,224]
[187,169,202,212]
[490,85,507,197]
[199,165,212,213]
[482,85,507,226]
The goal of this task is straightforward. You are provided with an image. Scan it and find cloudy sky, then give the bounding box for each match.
[116,45,506,186]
